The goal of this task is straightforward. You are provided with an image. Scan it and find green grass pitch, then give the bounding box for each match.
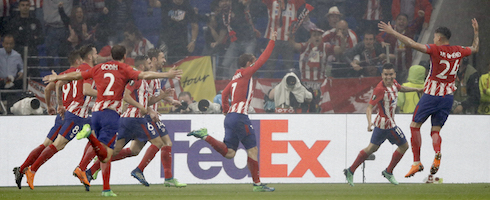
[1,183,490,200]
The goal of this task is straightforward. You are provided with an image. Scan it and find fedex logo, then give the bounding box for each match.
[162,119,330,180]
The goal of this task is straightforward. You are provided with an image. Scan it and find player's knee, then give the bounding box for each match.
[130,148,141,156]
[224,150,236,159]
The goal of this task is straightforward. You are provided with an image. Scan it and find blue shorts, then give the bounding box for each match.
[370,126,407,146]
[118,117,158,144]
[46,114,64,141]
[145,115,168,137]
[91,109,119,149]
[58,111,91,141]
[223,113,257,151]
[413,94,453,127]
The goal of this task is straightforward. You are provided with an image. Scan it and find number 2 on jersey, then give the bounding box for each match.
[103,73,115,96]
[436,59,459,79]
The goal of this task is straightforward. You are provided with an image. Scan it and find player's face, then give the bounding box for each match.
[363,34,375,49]
[90,47,98,65]
[157,52,166,67]
[382,69,396,86]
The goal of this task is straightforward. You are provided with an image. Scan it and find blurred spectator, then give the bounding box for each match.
[150,0,198,64]
[44,0,72,67]
[452,57,480,114]
[0,35,23,89]
[73,0,105,26]
[200,0,225,56]
[353,0,392,37]
[322,20,358,59]
[289,28,334,80]
[97,40,135,65]
[189,99,222,114]
[478,63,490,114]
[123,23,154,58]
[4,0,43,77]
[261,0,306,78]
[59,5,94,51]
[376,13,423,83]
[392,0,432,30]
[344,31,389,77]
[172,91,195,113]
[317,6,341,32]
[96,0,134,48]
[214,0,256,79]
[397,64,425,113]
[0,0,15,35]
[268,72,312,113]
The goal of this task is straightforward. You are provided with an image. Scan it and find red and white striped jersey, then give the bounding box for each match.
[81,60,141,114]
[59,67,77,108]
[263,0,305,41]
[424,44,472,96]
[369,80,401,129]
[122,79,149,118]
[66,63,94,118]
[147,79,161,111]
[299,42,334,80]
[322,28,358,49]
[222,40,275,115]
[363,0,382,20]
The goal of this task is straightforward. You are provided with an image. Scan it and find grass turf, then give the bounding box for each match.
[1,183,490,200]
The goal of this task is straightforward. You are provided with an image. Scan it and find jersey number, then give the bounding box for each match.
[231,82,237,102]
[62,81,77,100]
[436,59,459,79]
[103,73,115,96]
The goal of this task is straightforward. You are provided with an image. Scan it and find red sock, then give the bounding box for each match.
[89,148,134,174]
[431,131,441,153]
[386,150,404,173]
[101,160,111,191]
[138,145,159,171]
[247,157,260,184]
[88,134,107,161]
[410,127,421,162]
[349,150,369,173]
[31,144,58,172]
[20,144,46,173]
[161,146,173,179]
[204,136,228,157]
[79,144,96,171]
[90,160,101,174]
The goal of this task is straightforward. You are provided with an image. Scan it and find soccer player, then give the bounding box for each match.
[22,45,98,190]
[13,50,83,189]
[343,64,423,186]
[378,18,479,178]
[42,45,182,196]
[187,31,277,192]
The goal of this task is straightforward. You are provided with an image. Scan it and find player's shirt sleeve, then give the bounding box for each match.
[244,39,275,76]
[81,66,95,80]
[122,64,142,80]
[126,80,141,92]
[221,83,232,113]
[459,46,473,57]
[368,87,384,106]
[425,44,437,55]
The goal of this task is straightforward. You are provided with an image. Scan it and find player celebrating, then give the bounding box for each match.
[344,64,423,186]
[187,31,277,192]
[13,50,83,189]
[42,45,182,196]
[378,18,479,178]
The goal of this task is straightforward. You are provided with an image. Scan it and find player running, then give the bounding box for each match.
[378,18,479,178]
[344,64,423,186]
[42,45,182,196]
[187,31,277,192]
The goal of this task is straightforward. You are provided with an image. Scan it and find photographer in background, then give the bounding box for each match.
[189,99,222,114]
[172,91,195,114]
[268,72,312,113]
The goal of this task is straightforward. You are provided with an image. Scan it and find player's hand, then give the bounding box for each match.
[367,122,374,132]
[149,109,160,122]
[57,106,66,120]
[159,88,175,99]
[270,31,277,41]
[171,99,181,107]
[472,18,478,32]
[378,21,395,34]
[167,66,183,80]
[140,107,148,116]
[43,70,58,83]
[47,106,56,115]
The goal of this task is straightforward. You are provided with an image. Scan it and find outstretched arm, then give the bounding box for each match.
[43,70,83,83]
[138,66,183,80]
[469,18,479,54]
[378,21,427,53]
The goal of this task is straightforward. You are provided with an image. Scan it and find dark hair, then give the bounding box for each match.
[382,63,395,70]
[68,50,81,66]
[111,45,126,60]
[18,0,30,3]
[435,27,451,40]
[147,48,162,60]
[124,23,143,40]
[134,55,147,68]
[3,34,14,40]
[363,30,375,38]
[238,53,255,68]
[70,6,85,27]
[78,44,95,60]
[396,13,409,20]
[462,57,469,66]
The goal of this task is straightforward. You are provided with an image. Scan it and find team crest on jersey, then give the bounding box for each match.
[129,80,135,86]
[371,95,376,101]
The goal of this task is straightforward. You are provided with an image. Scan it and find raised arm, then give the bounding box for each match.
[43,70,83,83]
[378,21,427,53]
[469,18,479,54]
[249,31,277,74]
[138,66,183,80]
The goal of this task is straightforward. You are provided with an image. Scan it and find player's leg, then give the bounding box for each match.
[187,128,234,158]
[382,126,408,185]
[131,126,162,187]
[160,134,187,187]
[429,94,452,175]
